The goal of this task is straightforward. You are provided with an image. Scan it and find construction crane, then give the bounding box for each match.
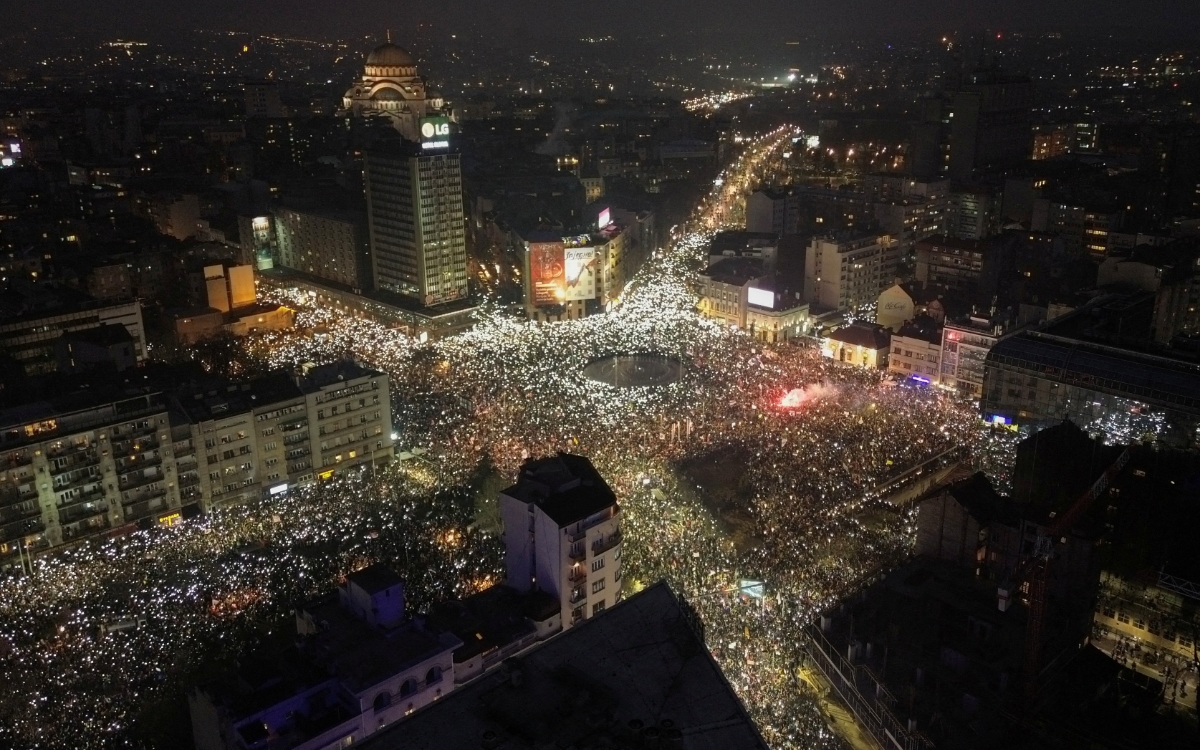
[1004,444,1132,708]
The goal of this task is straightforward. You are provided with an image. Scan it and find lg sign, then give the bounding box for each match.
[420,117,451,150]
[421,121,449,139]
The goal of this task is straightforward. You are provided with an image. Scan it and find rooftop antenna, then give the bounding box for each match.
[386,29,392,43]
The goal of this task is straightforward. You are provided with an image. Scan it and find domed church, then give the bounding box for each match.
[341,34,448,142]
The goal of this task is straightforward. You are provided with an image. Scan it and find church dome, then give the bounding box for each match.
[366,42,415,68]
[372,87,403,101]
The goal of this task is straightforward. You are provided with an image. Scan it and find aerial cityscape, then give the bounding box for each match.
[0,5,1198,750]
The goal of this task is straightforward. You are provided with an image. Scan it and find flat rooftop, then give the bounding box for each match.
[358,582,768,750]
[502,453,618,527]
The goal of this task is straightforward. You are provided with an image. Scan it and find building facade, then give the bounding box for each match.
[275,207,372,291]
[915,234,986,292]
[887,318,943,383]
[804,233,895,312]
[499,454,623,628]
[0,392,186,567]
[364,143,468,306]
[0,298,146,375]
[941,316,1007,398]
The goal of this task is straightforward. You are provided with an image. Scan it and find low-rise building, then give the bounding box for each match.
[887,316,943,384]
[357,582,768,750]
[0,296,146,376]
[190,564,461,750]
[822,321,891,369]
[697,257,768,329]
[982,293,1200,437]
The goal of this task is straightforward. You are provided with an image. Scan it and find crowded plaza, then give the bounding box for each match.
[2,125,1029,750]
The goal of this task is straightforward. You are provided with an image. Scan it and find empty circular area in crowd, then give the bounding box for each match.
[582,353,685,388]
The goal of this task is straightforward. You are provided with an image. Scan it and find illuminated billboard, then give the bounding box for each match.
[564,247,597,301]
[597,208,611,230]
[747,287,774,309]
[420,116,451,150]
[530,241,566,306]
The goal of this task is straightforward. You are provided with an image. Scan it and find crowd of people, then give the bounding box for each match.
[2,126,1033,749]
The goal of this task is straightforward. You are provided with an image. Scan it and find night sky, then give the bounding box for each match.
[5,0,1199,41]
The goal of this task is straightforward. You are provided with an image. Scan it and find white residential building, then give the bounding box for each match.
[499,453,622,628]
[804,232,896,312]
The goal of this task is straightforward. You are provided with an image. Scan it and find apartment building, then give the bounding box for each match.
[0,391,185,567]
[887,316,943,384]
[0,363,393,569]
[499,453,623,628]
[0,297,146,375]
[804,232,896,312]
[299,361,393,481]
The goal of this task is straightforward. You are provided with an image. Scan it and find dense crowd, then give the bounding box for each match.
[0,125,1035,750]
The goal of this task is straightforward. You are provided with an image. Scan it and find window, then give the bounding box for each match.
[426,666,442,685]
[592,579,605,594]
[592,601,606,616]
[591,557,605,572]
[373,691,392,713]
[399,678,418,698]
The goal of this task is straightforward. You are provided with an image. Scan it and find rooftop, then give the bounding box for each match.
[828,321,891,349]
[172,371,304,423]
[701,256,766,287]
[300,595,461,694]
[297,360,383,392]
[346,563,403,595]
[502,453,618,527]
[60,322,134,347]
[426,585,558,662]
[358,583,768,750]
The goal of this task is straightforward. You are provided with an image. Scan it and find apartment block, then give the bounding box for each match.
[1,363,393,569]
[804,232,896,312]
[499,453,623,628]
[0,391,185,567]
[300,361,392,480]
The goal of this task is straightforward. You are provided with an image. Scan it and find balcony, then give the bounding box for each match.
[593,529,622,556]
[0,501,42,525]
[46,441,94,460]
[569,588,587,605]
[114,436,160,456]
[119,471,162,492]
[49,450,101,476]
[178,473,201,490]
[568,545,585,563]
[52,470,101,492]
[568,567,587,584]
[58,485,105,509]
[115,450,162,473]
[125,493,167,520]
[0,516,45,543]
[59,501,109,526]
